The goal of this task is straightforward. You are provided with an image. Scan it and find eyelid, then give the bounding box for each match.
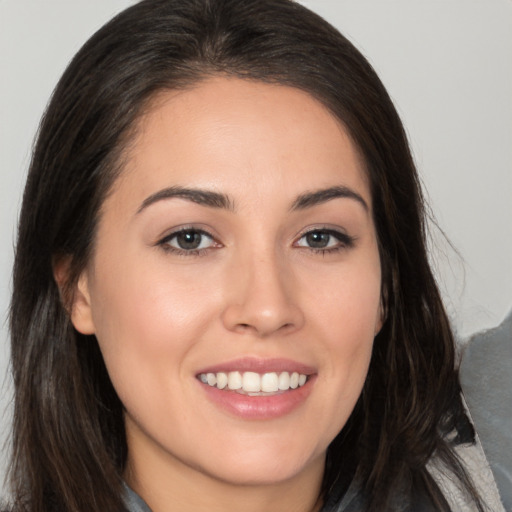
[157,223,217,242]
[293,226,356,251]
[157,225,222,255]
[159,227,212,242]
[293,224,351,240]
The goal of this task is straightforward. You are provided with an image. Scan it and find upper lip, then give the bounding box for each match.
[196,357,316,376]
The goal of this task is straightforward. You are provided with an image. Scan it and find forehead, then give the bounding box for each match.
[110,77,370,212]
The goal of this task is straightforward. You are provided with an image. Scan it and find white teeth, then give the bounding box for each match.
[227,371,242,390]
[278,372,290,390]
[216,372,228,389]
[199,371,309,393]
[243,371,261,392]
[261,372,279,392]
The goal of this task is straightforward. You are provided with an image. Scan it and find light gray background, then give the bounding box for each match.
[1,0,511,499]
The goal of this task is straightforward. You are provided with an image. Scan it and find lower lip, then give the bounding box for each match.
[199,377,315,420]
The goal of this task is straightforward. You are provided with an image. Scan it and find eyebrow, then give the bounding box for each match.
[136,184,368,215]
[291,186,369,212]
[136,186,234,214]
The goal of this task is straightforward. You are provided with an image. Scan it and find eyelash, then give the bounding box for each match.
[294,228,356,255]
[158,227,219,257]
[157,227,355,257]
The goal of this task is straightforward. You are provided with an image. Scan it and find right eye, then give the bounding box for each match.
[159,228,218,254]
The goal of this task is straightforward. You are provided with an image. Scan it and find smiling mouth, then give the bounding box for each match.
[198,371,309,395]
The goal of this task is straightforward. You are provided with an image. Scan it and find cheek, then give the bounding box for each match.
[309,253,381,342]
[307,259,380,419]
[87,256,223,388]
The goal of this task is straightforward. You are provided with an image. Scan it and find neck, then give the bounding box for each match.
[124,449,325,512]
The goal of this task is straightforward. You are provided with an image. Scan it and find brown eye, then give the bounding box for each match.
[295,229,355,252]
[162,229,216,252]
[304,232,331,248]
[175,231,203,250]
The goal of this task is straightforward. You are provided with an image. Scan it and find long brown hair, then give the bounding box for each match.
[8,1,483,510]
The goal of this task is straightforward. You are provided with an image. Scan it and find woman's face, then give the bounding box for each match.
[71,78,382,490]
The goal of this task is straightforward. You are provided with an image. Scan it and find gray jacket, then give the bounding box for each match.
[122,435,505,512]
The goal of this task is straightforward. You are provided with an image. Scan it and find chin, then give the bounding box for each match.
[195,437,325,486]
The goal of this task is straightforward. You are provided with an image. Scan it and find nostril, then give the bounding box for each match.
[233,323,259,336]
[280,323,295,333]
[222,298,305,337]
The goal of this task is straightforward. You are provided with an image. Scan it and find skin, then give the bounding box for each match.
[70,77,383,512]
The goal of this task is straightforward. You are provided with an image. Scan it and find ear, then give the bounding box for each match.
[53,257,96,335]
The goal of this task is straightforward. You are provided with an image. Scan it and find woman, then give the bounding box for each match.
[6,0,503,511]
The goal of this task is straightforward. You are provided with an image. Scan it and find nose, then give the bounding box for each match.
[221,251,305,338]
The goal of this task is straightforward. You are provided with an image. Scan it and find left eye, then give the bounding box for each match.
[162,229,216,251]
[295,230,348,250]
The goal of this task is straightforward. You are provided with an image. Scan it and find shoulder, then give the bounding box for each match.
[122,483,152,512]
[427,434,506,512]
